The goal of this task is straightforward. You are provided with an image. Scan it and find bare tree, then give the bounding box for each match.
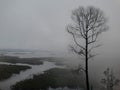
[66,6,108,90]
[101,68,120,90]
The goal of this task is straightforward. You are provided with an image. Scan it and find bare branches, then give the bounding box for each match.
[67,7,108,62]
[67,6,108,57]
[67,27,86,50]
[88,53,99,59]
[67,24,86,39]
[88,39,97,45]
[70,45,85,56]
[101,68,120,90]
[67,6,108,90]
[88,44,102,53]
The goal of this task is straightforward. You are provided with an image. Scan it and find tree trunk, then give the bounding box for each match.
[85,34,90,90]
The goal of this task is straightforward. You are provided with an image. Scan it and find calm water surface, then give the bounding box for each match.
[0,61,63,90]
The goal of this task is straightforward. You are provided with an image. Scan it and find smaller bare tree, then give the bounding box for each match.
[101,68,120,90]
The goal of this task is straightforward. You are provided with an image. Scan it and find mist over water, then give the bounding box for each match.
[0,0,120,90]
[1,49,120,89]
[0,61,64,90]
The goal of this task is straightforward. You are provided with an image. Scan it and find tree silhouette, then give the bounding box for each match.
[101,68,120,90]
[66,6,108,90]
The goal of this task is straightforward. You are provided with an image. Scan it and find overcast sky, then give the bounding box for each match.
[0,0,120,56]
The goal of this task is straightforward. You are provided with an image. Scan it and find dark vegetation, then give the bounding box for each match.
[101,68,120,90]
[45,57,65,66]
[11,68,85,90]
[0,64,31,81]
[0,56,43,65]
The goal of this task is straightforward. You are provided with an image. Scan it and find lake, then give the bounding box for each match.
[0,61,64,90]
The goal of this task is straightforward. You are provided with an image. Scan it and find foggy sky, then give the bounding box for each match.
[0,0,120,57]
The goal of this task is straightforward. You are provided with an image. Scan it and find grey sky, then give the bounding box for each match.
[0,0,120,56]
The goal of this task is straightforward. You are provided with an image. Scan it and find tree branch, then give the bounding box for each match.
[88,44,102,53]
[70,46,85,56]
[67,27,86,50]
[88,53,99,59]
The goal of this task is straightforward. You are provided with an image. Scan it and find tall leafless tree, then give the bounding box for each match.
[66,6,108,90]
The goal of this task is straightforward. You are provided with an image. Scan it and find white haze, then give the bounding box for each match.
[0,0,120,85]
